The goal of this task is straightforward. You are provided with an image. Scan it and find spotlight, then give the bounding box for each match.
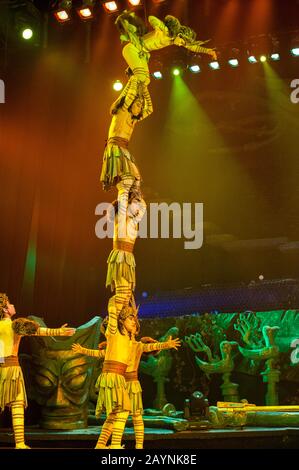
[22,28,33,40]
[14,1,41,42]
[172,68,181,76]
[260,55,267,62]
[102,1,119,12]
[153,71,163,79]
[291,47,299,57]
[270,53,280,61]
[248,55,258,64]
[113,80,123,91]
[189,64,200,73]
[209,61,220,70]
[77,1,95,19]
[228,58,239,68]
[142,291,148,298]
[128,0,142,6]
[54,0,72,22]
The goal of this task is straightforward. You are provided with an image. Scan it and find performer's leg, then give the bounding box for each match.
[132,411,144,449]
[115,277,134,316]
[116,177,134,239]
[11,400,30,449]
[110,410,129,449]
[122,43,150,85]
[95,413,115,449]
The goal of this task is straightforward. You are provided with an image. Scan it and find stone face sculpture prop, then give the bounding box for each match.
[23,316,101,430]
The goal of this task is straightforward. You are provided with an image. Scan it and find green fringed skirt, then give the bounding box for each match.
[0,366,27,411]
[100,144,140,191]
[126,380,143,414]
[95,372,131,417]
[106,249,136,290]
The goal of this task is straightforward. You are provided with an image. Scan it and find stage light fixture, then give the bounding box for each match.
[228,58,239,68]
[153,71,163,79]
[102,1,119,12]
[189,64,200,73]
[291,47,299,57]
[260,55,267,62]
[14,2,41,43]
[248,55,258,64]
[77,1,95,19]
[113,80,123,91]
[209,61,220,70]
[270,53,280,61]
[54,1,72,23]
[128,0,142,6]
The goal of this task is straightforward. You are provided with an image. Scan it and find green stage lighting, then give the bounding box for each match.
[172,68,181,76]
[22,28,33,40]
[291,47,299,57]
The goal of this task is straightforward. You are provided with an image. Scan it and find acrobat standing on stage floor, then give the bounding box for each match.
[73,296,138,449]
[75,323,181,449]
[0,293,76,449]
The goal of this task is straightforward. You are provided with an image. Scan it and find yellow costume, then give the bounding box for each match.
[77,335,180,449]
[94,297,134,448]
[118,13,217,87]
[124,338,181,449]
[100,75,153,191]
[0,293,75,449]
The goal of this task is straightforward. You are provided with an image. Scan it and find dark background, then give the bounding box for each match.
[0,0,299,326]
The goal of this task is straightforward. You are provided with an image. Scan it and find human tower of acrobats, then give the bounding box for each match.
[0,11,216,450]
[87,11,216,450]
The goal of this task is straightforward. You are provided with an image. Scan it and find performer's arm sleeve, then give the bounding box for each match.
[107,299,118,336]
[142,341,173,352]
[134,198,147,224]
[123,75,139,110]
[184,41,214,57]
[76,347,103,358]
[140,85,153,121]
[36,327,73,336]
[110,76,139,115]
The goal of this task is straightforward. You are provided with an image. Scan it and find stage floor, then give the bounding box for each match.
[1,425,299,449]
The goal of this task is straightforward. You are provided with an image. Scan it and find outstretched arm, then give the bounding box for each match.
[142,336,181,353]
[36,324,76,337]
[182,40,217,60]
[72,343,105,358]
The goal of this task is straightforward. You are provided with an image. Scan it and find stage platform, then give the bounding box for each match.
[1,425,299,449]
